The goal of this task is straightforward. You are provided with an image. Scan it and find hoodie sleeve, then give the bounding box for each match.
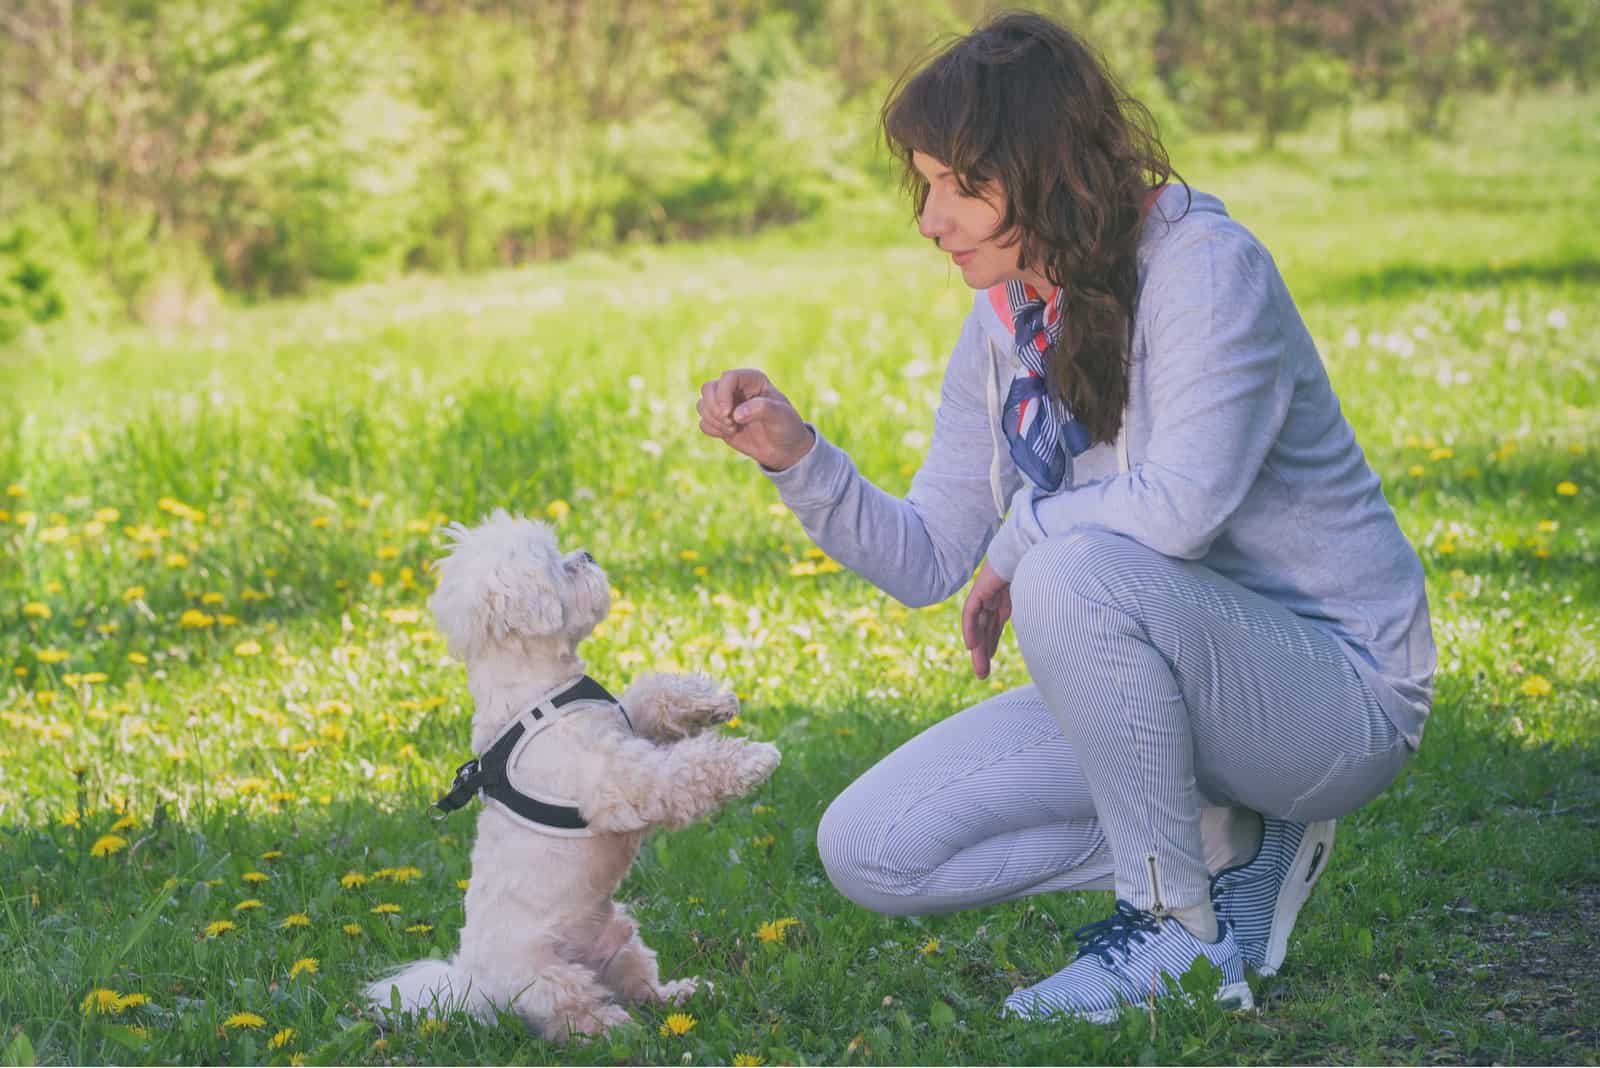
[984,228,1292,581]
[760,309,1004,607]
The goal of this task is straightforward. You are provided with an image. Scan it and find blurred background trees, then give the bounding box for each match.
[1,0,1593,340]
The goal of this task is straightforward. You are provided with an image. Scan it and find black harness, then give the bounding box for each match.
[432,675,632,836]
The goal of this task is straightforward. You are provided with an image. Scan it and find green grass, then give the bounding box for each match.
[1,91,1597,1065]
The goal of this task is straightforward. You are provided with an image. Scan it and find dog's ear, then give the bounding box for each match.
[429,512,566,658]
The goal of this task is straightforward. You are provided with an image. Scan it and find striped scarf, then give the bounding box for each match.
[1002,280,1091,491]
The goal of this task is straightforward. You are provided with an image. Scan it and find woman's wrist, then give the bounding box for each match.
[760,426,818,473]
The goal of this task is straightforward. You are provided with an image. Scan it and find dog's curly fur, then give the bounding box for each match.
[366,510,780,1040]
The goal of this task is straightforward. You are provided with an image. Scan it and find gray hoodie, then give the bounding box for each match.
[764,186,1435,747]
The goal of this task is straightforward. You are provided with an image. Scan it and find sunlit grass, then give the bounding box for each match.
[0,92,1596,1065]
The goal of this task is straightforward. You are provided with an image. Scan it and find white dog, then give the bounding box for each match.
[366,509,780,1040]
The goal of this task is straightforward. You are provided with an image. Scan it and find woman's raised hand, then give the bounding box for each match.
[697,368,816,471]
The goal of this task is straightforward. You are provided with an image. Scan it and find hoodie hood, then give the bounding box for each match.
[973,185,1225,515]
[973,185,1228,352]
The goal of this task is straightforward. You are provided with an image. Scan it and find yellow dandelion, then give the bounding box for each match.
[127,652,149,665]
[5,483,21,497]
[340,871,368,888]
[222,1011,266,1030]
[419,1017,446,1037]
[311,516,330,529]
[115,993,148,1010]
[288,957,319,979]
[457,879,470,891]
[659,1012,696,1037]
[234,898,263,912]
[234,640,262,657]
[60,810,82,828]
[89,834,128,857]
[290,1054,307,1066]
[679,549,700,561]
[1521,675,1553,698]
[36,649,69,664]
[261,849,284,860]
[381,607,421,624]
[178,608,213,628]
[165,552,189,569]
[733,1055,766,1067]
[124,1025,149,1040]
[1556,481,1578,496]
[756,917,801,944]
[204,919,237,938]
[80,988,124,1015]
[389,865,423,883]
[110,814,137,833]
[201,591,225,605]
[1537,519,1558,534]
[23,602,52,619]
[377,545,400,559]
[280,912,311,930]
[405,922,434,934]
[269,1028,296,1050]
[1428,447,1454,461]
[1407,465,1426,477]
[546,499,571,519]
[368,570,384,587]
[241,871,268,884]
[371,902,400,914]
[919,937,941,955]
[343,923,364,937]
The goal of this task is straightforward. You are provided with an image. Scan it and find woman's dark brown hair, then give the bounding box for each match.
[883,10,1184,445]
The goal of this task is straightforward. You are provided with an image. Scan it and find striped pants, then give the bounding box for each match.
[818,530,1409,916]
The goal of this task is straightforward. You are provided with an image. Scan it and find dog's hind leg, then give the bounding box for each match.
[594,907,699,1006]
[512,962,631,1042]
[620,672,739,740]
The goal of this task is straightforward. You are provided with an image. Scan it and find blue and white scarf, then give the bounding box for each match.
[1002,280,1091,492]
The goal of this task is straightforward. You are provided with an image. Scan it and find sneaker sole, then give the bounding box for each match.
[1004,982,1256,1025]
[1259,819,1336,977]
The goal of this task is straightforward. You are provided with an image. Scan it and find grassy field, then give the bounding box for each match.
[1,91,1597,1065]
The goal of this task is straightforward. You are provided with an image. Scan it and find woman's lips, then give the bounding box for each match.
[950,248,976,265]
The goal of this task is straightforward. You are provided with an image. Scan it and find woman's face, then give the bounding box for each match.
[912,150,1047,294]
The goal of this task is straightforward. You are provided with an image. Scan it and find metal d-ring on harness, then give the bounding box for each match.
[431,675,632,837]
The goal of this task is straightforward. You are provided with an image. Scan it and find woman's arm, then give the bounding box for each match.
[701,311,1008,607]
[984,230,1294,580]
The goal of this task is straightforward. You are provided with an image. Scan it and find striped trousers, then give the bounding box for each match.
[818,530,1409,916]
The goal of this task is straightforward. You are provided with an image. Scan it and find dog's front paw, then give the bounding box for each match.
[732,740,781,793]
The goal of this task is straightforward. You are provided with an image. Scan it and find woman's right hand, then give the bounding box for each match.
[697,368,815,471]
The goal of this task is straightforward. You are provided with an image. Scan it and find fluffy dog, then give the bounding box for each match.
[366,509,780,1040]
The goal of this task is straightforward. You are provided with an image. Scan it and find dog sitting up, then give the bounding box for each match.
[366,509,780,1040]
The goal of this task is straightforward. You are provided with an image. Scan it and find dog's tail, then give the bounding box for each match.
[365,957,492,1022]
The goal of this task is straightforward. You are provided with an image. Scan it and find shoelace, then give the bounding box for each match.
[1073,899,1163,966]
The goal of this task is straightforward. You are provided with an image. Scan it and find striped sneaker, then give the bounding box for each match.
[1002,899,1253,1024]
[1210,817,1335,976]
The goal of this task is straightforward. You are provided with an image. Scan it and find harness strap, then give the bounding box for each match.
[430,674,629,832]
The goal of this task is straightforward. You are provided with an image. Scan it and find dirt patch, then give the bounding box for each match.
[1458,884,1600,1051]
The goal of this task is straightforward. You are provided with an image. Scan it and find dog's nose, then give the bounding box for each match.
[579,550,595,564]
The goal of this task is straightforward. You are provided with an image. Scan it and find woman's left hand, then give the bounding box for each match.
[961,560,1011,679]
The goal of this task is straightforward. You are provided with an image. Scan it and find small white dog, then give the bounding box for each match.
[366,509,780,1040]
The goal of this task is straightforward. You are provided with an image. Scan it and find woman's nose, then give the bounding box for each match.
[918,194,950,242]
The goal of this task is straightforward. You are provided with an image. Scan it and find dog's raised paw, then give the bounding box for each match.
[734,740,781,790]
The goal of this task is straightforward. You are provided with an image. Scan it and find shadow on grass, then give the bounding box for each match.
[1310,254,1600,303]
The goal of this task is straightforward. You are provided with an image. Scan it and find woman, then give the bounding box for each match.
[697,11,1433,1023]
